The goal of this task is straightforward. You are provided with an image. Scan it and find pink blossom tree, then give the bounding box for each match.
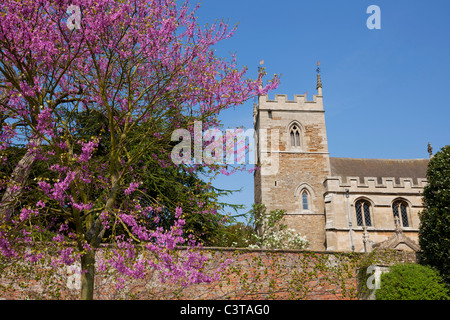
[0,0,278,299]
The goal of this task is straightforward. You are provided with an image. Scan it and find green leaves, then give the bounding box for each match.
[376,263,449,300]
[419,145,450,286]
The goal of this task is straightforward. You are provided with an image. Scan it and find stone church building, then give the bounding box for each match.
[253,72,428,252]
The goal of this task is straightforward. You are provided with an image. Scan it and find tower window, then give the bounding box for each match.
[290,125,301,147]
[392,200,409,228]
[302,191,309,210]
[355,199,372,227]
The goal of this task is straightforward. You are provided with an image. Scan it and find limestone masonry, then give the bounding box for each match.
[253,72,427,252]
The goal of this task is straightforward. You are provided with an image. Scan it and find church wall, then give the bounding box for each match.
[324,177,426,252]
[330,230,420,253]
[256,151,330,250]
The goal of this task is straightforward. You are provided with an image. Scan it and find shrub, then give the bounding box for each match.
[376,263,449,300]
[248,204,309,250]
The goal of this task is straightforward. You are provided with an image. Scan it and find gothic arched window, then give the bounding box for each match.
[355,199,372,227]
[392,200,409,228]
[302,190,309,210]
[290,125,301,147]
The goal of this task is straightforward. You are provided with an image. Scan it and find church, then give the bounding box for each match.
[253,70,428,252]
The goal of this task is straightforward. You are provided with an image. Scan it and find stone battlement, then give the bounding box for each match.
[258,93,323,111]
[325,176,428,192]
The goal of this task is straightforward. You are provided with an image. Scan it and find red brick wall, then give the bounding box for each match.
[0,248,418,300]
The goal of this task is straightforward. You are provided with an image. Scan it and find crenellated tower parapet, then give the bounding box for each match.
[258,93,323,112]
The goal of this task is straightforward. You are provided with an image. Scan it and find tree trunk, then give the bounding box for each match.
[80,249,96,300]
[0,138,41,220]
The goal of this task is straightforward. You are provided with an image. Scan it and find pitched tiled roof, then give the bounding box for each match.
[329,157,429,184]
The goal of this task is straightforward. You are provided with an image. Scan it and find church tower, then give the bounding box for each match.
[254,67,331,251]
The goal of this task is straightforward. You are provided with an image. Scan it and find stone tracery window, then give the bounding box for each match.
[392,200,409,228]
[290,124,301,147]
[355,199,372,227]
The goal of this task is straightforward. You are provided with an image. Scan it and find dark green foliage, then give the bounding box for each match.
[209,222,257,248]
[0,108,242,245]
[419,145,450,286]
[375,263,449,300]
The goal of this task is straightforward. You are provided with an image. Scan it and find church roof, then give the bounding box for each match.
[329,157,429,184]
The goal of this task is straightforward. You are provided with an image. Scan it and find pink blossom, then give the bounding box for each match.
[19,208,38,222]
[36,200,46,208]
[0,0,278,296]
[77,139,99,163]
[124,182,141,196]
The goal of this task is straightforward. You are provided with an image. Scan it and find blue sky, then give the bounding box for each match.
[195,0,450,220]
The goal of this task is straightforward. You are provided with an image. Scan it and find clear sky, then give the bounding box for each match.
[195,0,450,220]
